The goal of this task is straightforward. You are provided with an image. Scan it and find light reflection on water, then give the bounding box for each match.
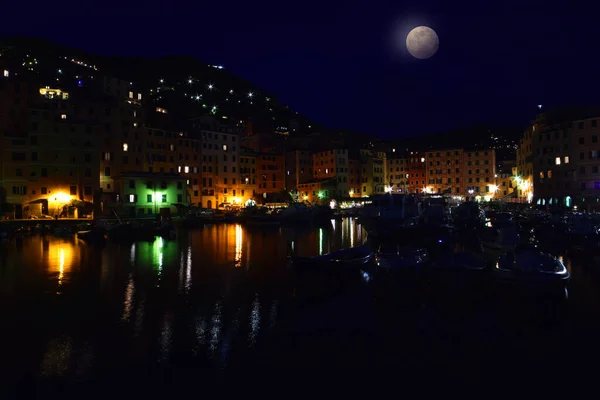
[0,221,366,381]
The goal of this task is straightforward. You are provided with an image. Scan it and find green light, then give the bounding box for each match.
[317,191,324,199]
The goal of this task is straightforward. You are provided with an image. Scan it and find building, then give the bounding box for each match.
[348,157,361,197]
[257,151,286,196]
[312,149,349,198]
[297,178,337,203]
[1,82,100,218]
[385,155,409,193]
[424,148,464,195]
[516,125,534,201]
[359,149,385,196]
[239,150,258,205]
[406,151,427,194]
[462,149,497,201]
[531,109,600,208]
[191,116,242,209]
[285,149,313,195]
[113,171,187,217]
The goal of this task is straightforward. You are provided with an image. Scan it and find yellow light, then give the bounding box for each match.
[52,192,72,203]
[232,197,241,204]
[490,184,498,193]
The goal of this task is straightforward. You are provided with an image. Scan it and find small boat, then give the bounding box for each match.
[76,228,106,243]
[492,249,570,298]
[480,226,519,255]
[375,243,430,274]
[290,244,374,271]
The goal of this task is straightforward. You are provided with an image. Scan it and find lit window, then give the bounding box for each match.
[61,114,67,119]
[133,111,137,117]
[129,194,135,203]
[170,144,174,151]
[133,122,137,127]
[123,143,128,152]
[128,91,133,99]
[178,166,182,173]
[564,156,570,164]
[325,168,329,174]
[547,170,552,178]
[184,166,190,173]
[540,172,544,179]
[421,157,425,162]
[555,157,561,165]
[137,93,142,100]
[3,70,8,77]
[222,145,227,151]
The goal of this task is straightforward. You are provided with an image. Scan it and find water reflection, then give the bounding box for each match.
[1,221,367,383]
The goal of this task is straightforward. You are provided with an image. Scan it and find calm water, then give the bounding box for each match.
[2,218,600,393]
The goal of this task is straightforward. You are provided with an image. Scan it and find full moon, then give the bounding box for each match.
[406,26,439,60]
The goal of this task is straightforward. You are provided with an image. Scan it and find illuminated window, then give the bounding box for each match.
[128,91,133,99]
[133,111,137,117]
[137,93,142,100]
[564,156,570,164]
[222,145,227,151]
[133,122,137,127]
[540,172,544,179]
[184,166,190,173]
[61,114,67,119]
[547,170,552,178]
[555,157,561,165]
[123,143,128,152]
[129,194,135,203]
[3,70,8,77]
[170,144,174,151]
[178,166,182,173]
[421,157,425,162]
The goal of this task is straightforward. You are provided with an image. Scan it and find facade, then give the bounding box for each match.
[114,172,187,217]
[285,149,313,195]
[425,148,463,195]
[516,125,534,201]
[531,111,600,208]
[348,158,361,197]
[239,150,258,205]
[313,149,349,198]
[359,149,385,196]
[407,151,427,193]
[192,117,242,209]
[257,152,285,195]
[386,156,409,193]
[462,149,497,201]
[1,83,100,218]
[297,178,337,203]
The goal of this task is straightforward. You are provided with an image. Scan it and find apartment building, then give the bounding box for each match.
[257,152,285,195]
[462,149,496,200]
[239,150,258,205]
[192,116,242,209]
[1,85,100,218]
[425,148,463,195]
[359,149,385,196]
[407,152,427,193]
[386,156,409,193]
[285,149,313,194]
[531,109,600,208]
[516,126,534,201]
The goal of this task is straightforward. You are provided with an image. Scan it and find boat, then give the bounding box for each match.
[492,249,570,298]
[374,242,430,275]
[76,224,106,243]
[479,226,519,256]
[290,244,374,271]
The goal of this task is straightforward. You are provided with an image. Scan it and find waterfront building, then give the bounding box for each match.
[359,149,386,196]
[285,149,313,197]
[112,171,187,217]
[516,125,534,202]
[191,116,242,209]
[530,108,600,209]
[385,154,409,193]
[239,150,258,206]
[407,151,427,194]
[0,81,100,218]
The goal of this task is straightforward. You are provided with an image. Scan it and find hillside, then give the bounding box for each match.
[0,36,320,135]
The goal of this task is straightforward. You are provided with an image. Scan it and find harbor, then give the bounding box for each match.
[2,195,600,393]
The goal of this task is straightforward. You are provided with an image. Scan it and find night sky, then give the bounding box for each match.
[2,1,598,138]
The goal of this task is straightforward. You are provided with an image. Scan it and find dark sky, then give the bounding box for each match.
[2,1,599,138]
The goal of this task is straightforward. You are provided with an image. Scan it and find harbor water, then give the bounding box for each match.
[2,218,600,393]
